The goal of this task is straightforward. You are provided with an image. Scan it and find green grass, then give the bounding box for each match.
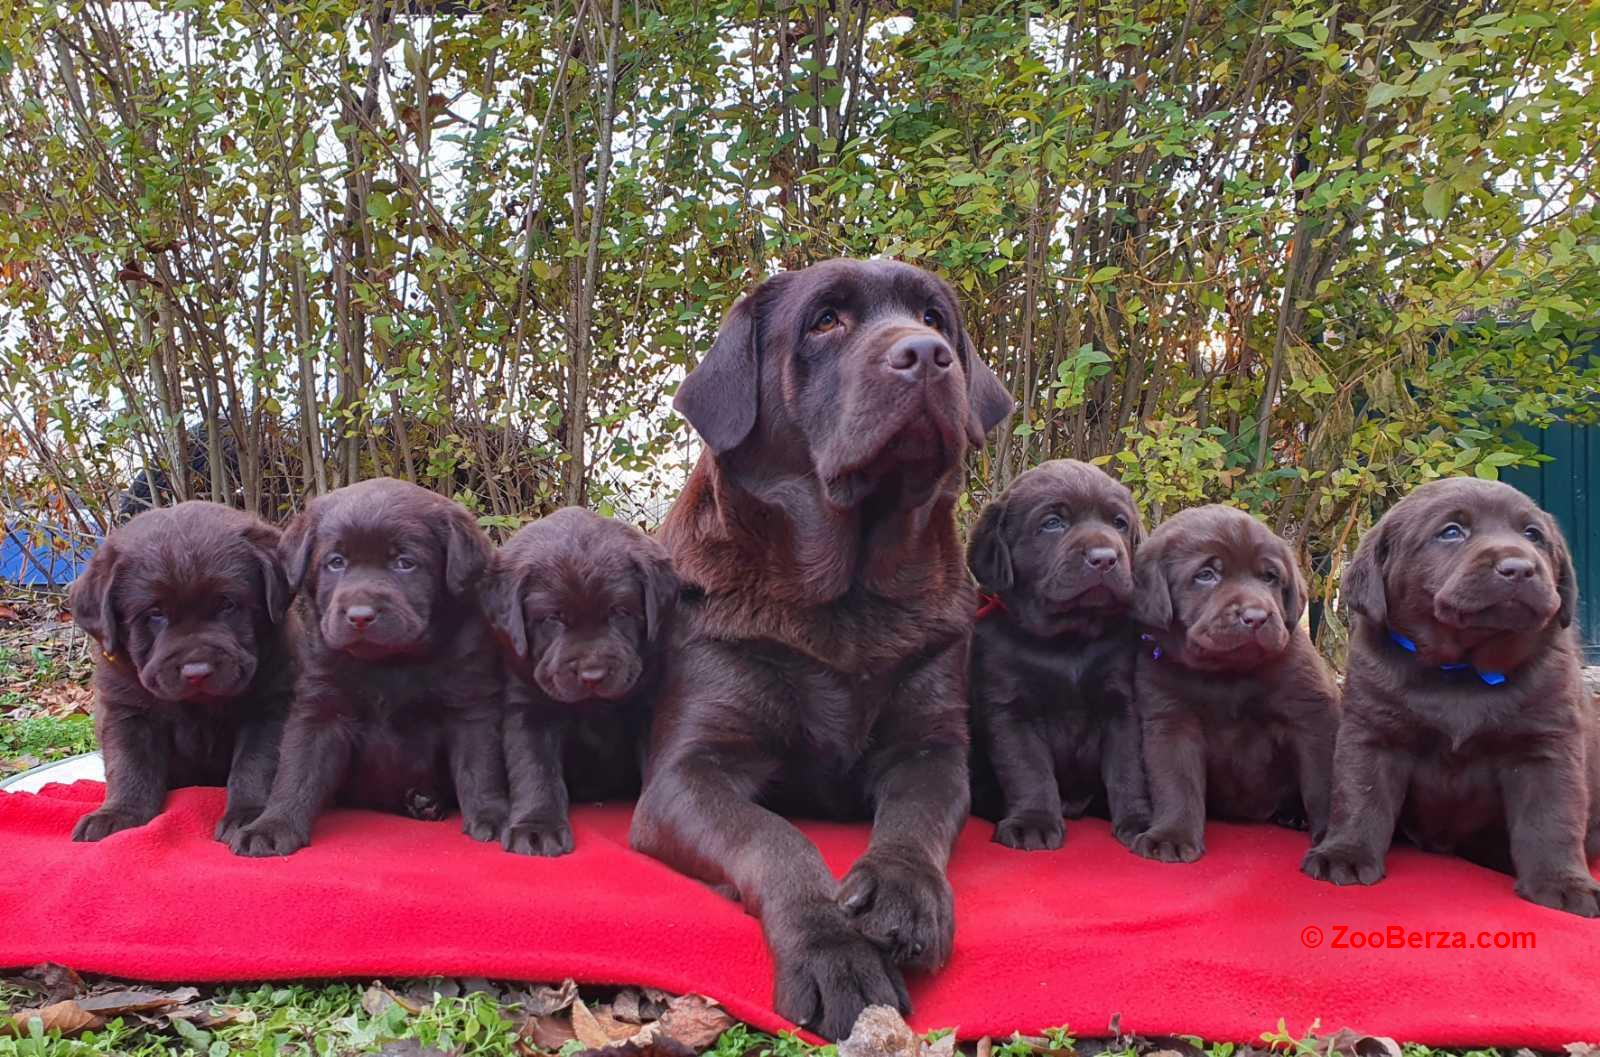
[0,714,95,763]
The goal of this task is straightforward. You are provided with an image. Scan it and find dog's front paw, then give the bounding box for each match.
[1516,872,1600,917]
[213,806,264,845]
[72,807,150,842]
[993,811,1065,852]
[1111,813,1151,849]
[1132,826,1205,863]
[837,850,954,971]
[230,814,311,857]
[771,902,909,1042]
[462,806,508,844]
[502,819,574,857]
[1301,842,1385,886]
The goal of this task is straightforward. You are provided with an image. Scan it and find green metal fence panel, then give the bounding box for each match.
[1502,420,1599,662]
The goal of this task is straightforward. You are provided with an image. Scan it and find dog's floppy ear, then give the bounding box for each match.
[634,541,681,644]
[479,558,530,661]
[961,329,1015,448]
[1547,515,1578,629]
[1281,546,1309,630]
[1342,516,1390,626]
[676,284,765,455]
[967,496,1014,593]
[1130,535,1174,629]
[441,505,493,598]
[243,521,291,624]
[279,504,319,595]
[71,540,122,658]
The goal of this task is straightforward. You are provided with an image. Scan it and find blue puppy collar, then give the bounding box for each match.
[1388,630,1506,686]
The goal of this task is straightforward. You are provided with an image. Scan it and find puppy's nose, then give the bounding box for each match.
[578,663,610,687]
[345,605,377,631]
[1084,547,1119,572]
[181,662,214,687]
[886,335,954,378]
[1495,556,1535,581]
[1239,607,1270,630]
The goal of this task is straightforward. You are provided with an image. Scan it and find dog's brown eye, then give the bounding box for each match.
[1194,567,1220,585]
[1261,569,1279,585]
[545,614,566,628]
[1437,523,1467,542]
[218,598,236,614]
[1039,514,1066,534]
[1113,515,1130,533]
[922,307,944,330]
[391,555,417,573]
[326,554,347,573]
[1523,525,1545,544]
[811,309,841,333]
[147,607,167,626]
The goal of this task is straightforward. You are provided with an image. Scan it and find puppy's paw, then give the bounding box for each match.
[72,808,149,842]
[230,815,310,857]
[213,806,263,845]
[1515,873,1600,917]
[993,811,1065,852]
[503,819,575,857]
[1131,827,1205,863]
[1111,814,1151,849]
[837,850,954,971]
[772,903,910,1042]
[1301,843,1385,886]
[462,807,508,844]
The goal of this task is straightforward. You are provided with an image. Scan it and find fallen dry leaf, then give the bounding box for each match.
[923,1034,956,1057]
[976,1037,993,1057]
[571,1000,620,1050]
[77,986,198,1016]
[611,988,644,1024]
[3,999,105,1037]
[571,1038,697,1057]
[1318,1029,1401,1057]
[364,982,425,1017]
[521,1012,578,1052]
[513,978,579,1017]
[7,962,86,1004]
[0,604,19,621]
[655,994,735,1050]
[839,1005,920,1057]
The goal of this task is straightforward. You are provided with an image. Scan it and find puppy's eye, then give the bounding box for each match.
[1194,567,1220,585]
[544,614,567,629]
[1039,514,1067,535]
[391,555,417,573]
[1523,525,1545,544]
[147,607,167,626]
[922,307,944,330]
[1113,515,1130,533]
[325,553,347,573]
[811,308,841,334]
[1260,569,1279,585]
[1437,523,1467,542]
[218,598,236,614]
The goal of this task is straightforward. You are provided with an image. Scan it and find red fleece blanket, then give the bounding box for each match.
[2,782,1597,1047]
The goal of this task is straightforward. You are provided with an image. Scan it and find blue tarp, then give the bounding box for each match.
[1,521,96,587]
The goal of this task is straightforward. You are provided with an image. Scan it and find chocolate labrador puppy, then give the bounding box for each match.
[1130,504,1339,863]
[68,501,290,843]
[967,459,1150,850]
[481,507,679,856]
[1304,477,1600,916]
[230,477,506,856]
[630,258,1012,1039]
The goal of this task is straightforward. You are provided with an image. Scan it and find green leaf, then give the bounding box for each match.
[1088,266,1122,283]
[1421,181,1452,220]
[1474,461,1499,480]
[1530,307,1550,333]
[0,46,13,74]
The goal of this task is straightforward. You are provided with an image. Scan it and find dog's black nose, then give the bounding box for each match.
[887,335,953,377]
[1495,556,1535,580]
[181,662,213,687]
[1085,547,1119,571]
[346,605,377,631]
[1239,606,1270,629]
[578,663,610,688]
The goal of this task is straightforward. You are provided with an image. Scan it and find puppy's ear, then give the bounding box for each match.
[243,522,291,625]
[966,498,1014,592]
[1342,517,1389,625]
[675,286,764,455]
[70,541,122,657]
[479,561,530,661]
[634,543,681,643]
[1548,516,1578,629]
[442,507,493,598]
[1281,548,1309,629]
[961,329,1015,448]
[279,505,318,595]
[1130,537,1174,629]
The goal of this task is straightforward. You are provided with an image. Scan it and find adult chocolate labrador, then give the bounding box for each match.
[967,459,1150,850]
[1304,477,1600,915]
[630,258,1012,1039]
[1131,505,1339,863]
[69,501,291,843]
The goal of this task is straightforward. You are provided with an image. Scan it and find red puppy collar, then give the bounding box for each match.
[976,593,1007,620]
